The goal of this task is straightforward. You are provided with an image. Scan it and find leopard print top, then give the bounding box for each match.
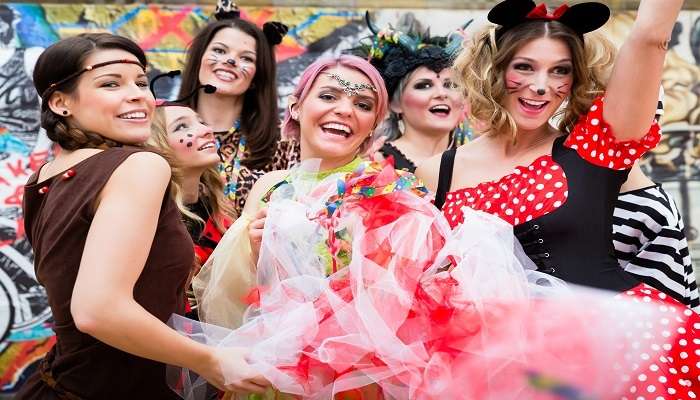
[217,128,301,215]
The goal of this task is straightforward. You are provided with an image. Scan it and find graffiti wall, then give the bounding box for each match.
[0,3,698,394]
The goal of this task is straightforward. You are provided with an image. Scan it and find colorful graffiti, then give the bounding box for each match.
[0,3,698,395]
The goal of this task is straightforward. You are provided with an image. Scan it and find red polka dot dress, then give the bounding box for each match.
[438,96,699,398]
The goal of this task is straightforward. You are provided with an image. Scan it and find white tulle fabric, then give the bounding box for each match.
[169,160,678,400]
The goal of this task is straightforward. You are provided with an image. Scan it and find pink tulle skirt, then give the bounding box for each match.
[171,163,699,400]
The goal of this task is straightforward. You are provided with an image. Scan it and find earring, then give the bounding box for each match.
[62,110,68,116]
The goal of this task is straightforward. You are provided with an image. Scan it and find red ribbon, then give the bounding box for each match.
[526,3,569,21]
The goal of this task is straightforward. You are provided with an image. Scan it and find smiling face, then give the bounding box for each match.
[294,65,379,166]
[198,27,257,96]
[59,49,155,145]
[162,106,219,170]
[394,67,464,136]
[502,37,574,133]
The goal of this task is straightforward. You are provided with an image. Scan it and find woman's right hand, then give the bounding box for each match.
[248,207,267,259]
[197,346,270,394]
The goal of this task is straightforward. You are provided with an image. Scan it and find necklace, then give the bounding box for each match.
[217,119,243,201]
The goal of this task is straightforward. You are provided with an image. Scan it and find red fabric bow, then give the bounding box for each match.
[526,3,569,21]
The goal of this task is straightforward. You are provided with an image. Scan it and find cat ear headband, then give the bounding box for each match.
[213,0,288,46]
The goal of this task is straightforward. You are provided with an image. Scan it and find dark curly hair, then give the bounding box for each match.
[33,33,148,150]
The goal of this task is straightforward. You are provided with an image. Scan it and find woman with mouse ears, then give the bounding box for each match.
[19,33,269,400]
[178,0,299,217]
[416,0,699,395]
[352,13,467,173]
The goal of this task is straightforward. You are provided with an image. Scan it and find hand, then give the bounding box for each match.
[197,346,270,394]
[248,207,267,259]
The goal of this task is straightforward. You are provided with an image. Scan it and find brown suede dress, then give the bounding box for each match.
[17,147,193,400]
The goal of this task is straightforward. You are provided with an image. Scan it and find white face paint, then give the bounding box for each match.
[198,27,257,97]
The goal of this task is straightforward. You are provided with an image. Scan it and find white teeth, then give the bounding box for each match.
[198,142,215,150]
[214,70,235,81]
[119,111,146,119]
[521,99,547,107]
[322,123,352,134]
[430,105,450,112]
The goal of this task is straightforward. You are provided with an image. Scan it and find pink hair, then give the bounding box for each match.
[281,55,389,139]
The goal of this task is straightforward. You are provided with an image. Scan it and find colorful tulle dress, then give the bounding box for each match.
[172,156,692,400]
[437,96,700,398]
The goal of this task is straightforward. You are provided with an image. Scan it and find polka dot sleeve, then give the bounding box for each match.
[564,96,661,170]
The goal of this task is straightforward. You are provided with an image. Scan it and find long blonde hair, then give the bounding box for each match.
[454,20,613,140]
[148,107,235,232]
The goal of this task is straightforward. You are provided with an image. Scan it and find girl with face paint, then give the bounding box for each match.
[178,2,299,217]
[147,101,236,320]
[416,0,700,396]
[20,33,269,400]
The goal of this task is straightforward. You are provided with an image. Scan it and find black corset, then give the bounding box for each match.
[512,136,639,293]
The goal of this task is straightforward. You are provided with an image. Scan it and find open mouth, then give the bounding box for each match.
[198,141,216,151]
[429,104,451,116]
[321,122,353,138]
[118,110,147,121]
[213,68,239,82]
[518,98,549,112]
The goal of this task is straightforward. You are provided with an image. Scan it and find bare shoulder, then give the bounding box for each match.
[415,139,486,192]
[243,169,289,216]
[455,136,488,161]
[102,151,171,199]
[115,151,171,180]
[255,170,290,191]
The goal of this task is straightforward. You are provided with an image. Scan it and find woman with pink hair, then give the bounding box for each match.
[189,54,389,330]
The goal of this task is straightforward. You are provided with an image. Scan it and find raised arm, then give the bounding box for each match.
[603,0,683,141]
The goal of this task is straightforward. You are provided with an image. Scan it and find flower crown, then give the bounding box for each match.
[350,11,470,98]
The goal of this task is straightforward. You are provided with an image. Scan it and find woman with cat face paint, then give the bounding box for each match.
[178,2,299,216]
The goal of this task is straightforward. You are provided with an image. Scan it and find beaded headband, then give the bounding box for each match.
[488,0,610,40]
[43,59,146,98]
[327,73,377,97]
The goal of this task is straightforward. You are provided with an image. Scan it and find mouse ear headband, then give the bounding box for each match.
[488,0,610,40]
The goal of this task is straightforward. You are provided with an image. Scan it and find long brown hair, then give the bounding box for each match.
[33,33,148,150]
[179,19,279,170]
[454,21,610,140]
[148,107,236,232]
